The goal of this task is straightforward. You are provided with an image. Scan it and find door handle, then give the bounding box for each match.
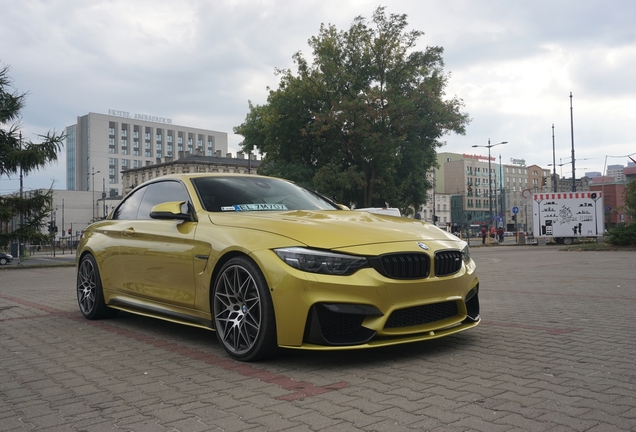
[123,227,136,236]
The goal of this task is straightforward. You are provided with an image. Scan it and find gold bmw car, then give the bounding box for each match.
[77,173,480,361]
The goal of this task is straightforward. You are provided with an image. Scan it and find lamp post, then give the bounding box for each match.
[552,124,557,192]
[472,140,507,230]
[91,167,100,222]
[570,92,576,192]
[499,154,504,225]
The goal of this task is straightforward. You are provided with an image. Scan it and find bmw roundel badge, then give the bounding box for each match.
[417,242,429,250]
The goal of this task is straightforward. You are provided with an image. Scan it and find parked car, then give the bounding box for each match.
[355,207,402,217]
[0,252,13,265]
[76,174,480,361]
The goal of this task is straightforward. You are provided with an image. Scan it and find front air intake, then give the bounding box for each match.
[434,250,462,276]
[376,253,430,279]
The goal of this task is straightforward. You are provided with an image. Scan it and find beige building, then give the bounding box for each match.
[121,154,261,196]
[443,156,503,228]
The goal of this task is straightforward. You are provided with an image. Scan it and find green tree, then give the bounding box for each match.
[624,179,636,222]
[0,64,64,249]
[235,6,469,213]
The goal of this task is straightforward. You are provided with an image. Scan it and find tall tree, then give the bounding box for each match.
[235,7,470,213]
[0,64,64,249]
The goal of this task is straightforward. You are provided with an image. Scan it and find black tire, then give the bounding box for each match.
[563,237,573,245]
[0,258,7,265]
[213,256,277,361]
[77,254,119,320]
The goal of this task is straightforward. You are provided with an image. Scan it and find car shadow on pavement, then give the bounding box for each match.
[107,310,481,367]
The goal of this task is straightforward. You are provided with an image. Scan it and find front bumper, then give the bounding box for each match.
[251,245,480,349]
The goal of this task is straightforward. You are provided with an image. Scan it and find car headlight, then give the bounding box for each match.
[274,247,367,275]
[461,243,471,264]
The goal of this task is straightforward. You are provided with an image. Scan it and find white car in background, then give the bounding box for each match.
[355,207,402,217]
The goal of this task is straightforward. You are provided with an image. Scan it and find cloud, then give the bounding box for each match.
[2,0,635,194]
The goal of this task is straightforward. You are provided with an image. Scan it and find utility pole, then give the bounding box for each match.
[102,178,107,218]
[570,92,576,192]
[552,124,557,192]
[19,132,23,257]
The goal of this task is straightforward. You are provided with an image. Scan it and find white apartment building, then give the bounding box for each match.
[65,111,228,197]
[606,164,626,183]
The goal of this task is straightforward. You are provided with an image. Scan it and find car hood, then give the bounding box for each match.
[208,210,459,249]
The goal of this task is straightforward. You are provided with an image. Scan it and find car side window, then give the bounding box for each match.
[113,186,147,220]
[136,181,191,220]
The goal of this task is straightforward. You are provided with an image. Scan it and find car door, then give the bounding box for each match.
[98,186,146,294]
[115,180,197,308]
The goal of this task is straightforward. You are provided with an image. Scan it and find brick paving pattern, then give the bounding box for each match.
[0,247,635,431]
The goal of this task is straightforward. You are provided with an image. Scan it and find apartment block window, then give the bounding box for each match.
[133,149,140,156]
[109,127,115,136]
[109,158,118,184]
[121,125,128,138]
[133,160,142,168]
[121,159,129,169]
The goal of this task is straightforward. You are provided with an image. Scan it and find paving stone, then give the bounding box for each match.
[1,250,635,431]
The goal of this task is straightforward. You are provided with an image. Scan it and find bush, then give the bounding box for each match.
[606,223,636,246]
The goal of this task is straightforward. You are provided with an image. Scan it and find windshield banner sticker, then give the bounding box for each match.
[221,204,288,212]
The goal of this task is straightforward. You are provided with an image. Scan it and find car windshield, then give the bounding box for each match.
[191,176,340,212]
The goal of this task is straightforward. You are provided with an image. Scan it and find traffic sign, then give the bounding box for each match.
[512,206,519,214]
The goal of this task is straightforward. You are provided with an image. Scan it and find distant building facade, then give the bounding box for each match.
[606,164,626,183]
[121,154,261,195]
[65,111,229,197]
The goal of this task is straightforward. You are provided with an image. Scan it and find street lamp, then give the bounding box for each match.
[472,140,507,229]
[91,167,100,222]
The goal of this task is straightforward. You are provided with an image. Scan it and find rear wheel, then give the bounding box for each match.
[77,254,119,319]
[213,256,277,361]
[0,257,7,265]
[563,237,573,245]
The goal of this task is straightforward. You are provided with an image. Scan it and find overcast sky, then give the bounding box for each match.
[2,0,635,195]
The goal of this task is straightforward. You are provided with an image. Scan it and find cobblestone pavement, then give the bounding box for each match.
[1,247,635,431]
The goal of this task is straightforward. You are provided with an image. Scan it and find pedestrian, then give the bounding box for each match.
[490,225,496,239]
[481,226,487,244]
[497,226,504,243]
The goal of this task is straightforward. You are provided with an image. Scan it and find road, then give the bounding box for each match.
[1,247,635,431]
